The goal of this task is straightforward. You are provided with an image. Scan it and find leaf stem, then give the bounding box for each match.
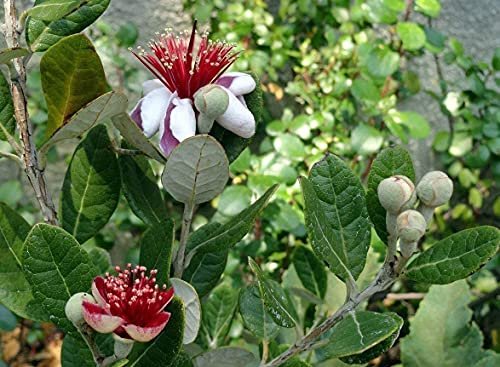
[174,201,195,278]
[3,0,58,225]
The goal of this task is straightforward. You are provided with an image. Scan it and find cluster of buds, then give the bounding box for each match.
[65,264,174,359]
[377,171,453,258]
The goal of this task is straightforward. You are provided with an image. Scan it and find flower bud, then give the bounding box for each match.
[377,175,416,214]
[396,210,427,243]
[416,171,453,207]
[65,292,95,326]
[194,84,229,118]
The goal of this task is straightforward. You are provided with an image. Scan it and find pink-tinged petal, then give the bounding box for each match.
[130,99,144,131]
[159,97,180,156]
[143,79,165,95]
[139,86,172,138]
[216,87,255,138]
[216,72,256,96]
[170,98,196,142]
[91,277,108,307]
[156,287,175,312]
[82,301,124,334]
[122,312,171,342]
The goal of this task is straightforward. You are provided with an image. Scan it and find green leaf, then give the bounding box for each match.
[493,47,500,71]
[139,220,174,285]
[119,154,168,225]
[317,311,403,360]
[0,47,30,64]
[0,71,15,142]
[397,22,426,51]
[41,34,107,137]
[211,72,263,162]
[217,185,252,217]
[388,110,431,139]
[194,347,257,367]
[292,246,327,299]
[171,351,194,367]
[363,45,400,78]
[0,203,33,318]
[60,125,121,244]
[249,258,297,328]
[41,91,128,151]
[87,246,111,274]
[0,304,17,331]
[170,278,201,344]
[128,298,184,367]
[201,283,238,348]
[367,146,415,243]
[273,133,306,162]
[351,77,380,102]
[61,334,95,367]
[351,124,384,155]
[304,154,371,280]
[162,135,229,205]
[405,226,499,284]
[184,184,278,258]
[112,113,165,163]
[26,0,110,52]
[401,280,495,366]
[26,0,82,21]
[415,0,441,17]
[22,224,98,332]
[239,284,281,340]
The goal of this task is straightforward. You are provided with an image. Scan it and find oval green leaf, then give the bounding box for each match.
[292,246,327,299]
[0,71,15,142]
[170,278,201,344]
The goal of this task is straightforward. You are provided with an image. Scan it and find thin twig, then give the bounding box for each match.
[385,292,425,301]
[3,0,58,225]
[174,202,195,278]
[0,150,23,166]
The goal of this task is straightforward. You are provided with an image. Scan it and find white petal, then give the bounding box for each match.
[140,87,171,138]
[216,87,255,138]
[217,72,256,96]
[143,79,165,95]
[169,98,196,142]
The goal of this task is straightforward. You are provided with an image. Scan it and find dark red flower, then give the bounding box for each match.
[82,264,174,342]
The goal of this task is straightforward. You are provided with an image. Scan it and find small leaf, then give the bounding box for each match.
[184,184,278,258]
[316,311,403,360]
[273,133,306,162]
[210,72,263,162]
[194,347,257,367]
[363,45,400,78]
[87,246,111,274]
[201,283,238,348]
[415,0,441,18]
[170,278,201,344]
[26,0,110,52]
[405,226,499,284]
[239,284,281,340]
[139,220,175,285]
[367,146,415,243]
[351,77,380,102]
[112,113,165,163]
[389,110,431,139]
[397,22,426,51]
[0,71,15,142]
[22,224,98,332]
[119,154,168,225]
[60,125,121,244]
[401,280,494,367]
[292,246,327,299]
[249,258,297,328]
[42,91,128,151]
[128,298,184,367]
[351,124,384,155]
[162,135,229,205]
[0,47,30,64]
[26,0,82,21]
[0,203,33,318]
[41,34,107,137]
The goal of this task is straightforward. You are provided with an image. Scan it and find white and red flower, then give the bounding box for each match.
[130,21,256,156]
[82,264,174,342]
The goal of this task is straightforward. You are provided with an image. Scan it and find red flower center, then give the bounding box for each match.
[101,264,172,327]
[132,20,239,100]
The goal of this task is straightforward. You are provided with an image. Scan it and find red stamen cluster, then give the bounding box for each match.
[132,20,239,99]
[103,264,171,327]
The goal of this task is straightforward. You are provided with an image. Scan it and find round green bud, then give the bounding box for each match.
[396,210,427,243]
[65,292,95,326]
[194,84,229,118]
[416,171,453,207]
[377,175,416,214]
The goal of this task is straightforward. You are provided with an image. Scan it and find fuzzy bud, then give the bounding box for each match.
[377,175,416,214]
[416,171,453,207]
[397,210,427,243]
[65,292,95,326]
[194,84,229,118]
